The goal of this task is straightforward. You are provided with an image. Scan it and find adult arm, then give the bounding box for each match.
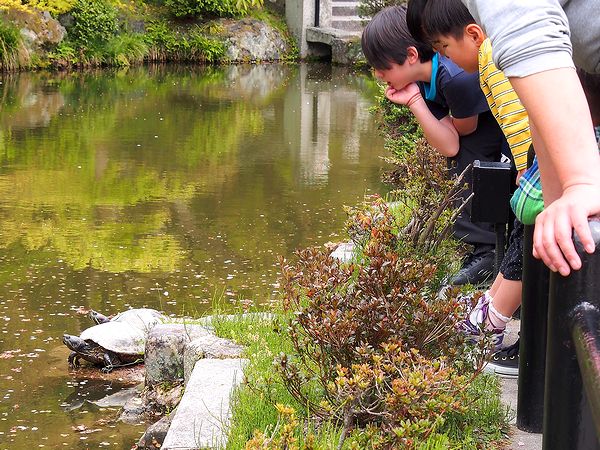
[385,84,459,157]
[463,0,600,274]
[511,70,600,276]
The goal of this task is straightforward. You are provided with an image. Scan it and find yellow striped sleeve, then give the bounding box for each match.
[479,39,531,171]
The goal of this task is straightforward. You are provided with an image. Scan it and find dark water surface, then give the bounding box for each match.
[0,64,387,448]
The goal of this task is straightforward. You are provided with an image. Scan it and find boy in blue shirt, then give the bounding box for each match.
[361,5,509,285]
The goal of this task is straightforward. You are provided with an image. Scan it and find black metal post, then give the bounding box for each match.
[471,160,512,276]
[571,302,600,437]
[314,0,320,27]
[543,219,600,450]
[517,225,549,433]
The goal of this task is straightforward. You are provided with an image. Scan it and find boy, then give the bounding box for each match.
[361,5,508,285]
[413,0,535,377]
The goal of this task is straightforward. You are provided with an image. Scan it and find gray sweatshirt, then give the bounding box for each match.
[463,0,600,77]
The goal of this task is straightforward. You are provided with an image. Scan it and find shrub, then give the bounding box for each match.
[358,0,405,20]
[69,0,119,46]
[26,0,76,15]
[187,27,227,63]
[164,0,264,18]
[0,20,26,70]
[277,223,485,446]
[145,20,226,63]
[105,33,149,66]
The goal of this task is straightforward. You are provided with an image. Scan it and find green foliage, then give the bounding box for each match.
[164,0,263,18]
[105,32,149,66]
[69,0,119,46]
[46,40,78,65]
[26,0,77,14]
[145,20,226,62]
[357,0,405,19]
[0,20,23,70]
[187,27,227,63]
[277,218,485,446]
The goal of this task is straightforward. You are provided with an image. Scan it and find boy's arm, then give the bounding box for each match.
[452,116,478,136]
[385,84,459,157]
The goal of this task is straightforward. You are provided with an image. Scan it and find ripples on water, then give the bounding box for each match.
[0,64,387,448]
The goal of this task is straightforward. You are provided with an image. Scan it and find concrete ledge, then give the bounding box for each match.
[161,358,248,450]
[306,26,360,44]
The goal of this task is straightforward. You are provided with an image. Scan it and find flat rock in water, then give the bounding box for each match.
[68,364,145,384]
[161,358,247,450]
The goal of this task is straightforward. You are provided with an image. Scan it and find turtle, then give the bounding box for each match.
[88,308,165,333]
[63,321,146,373]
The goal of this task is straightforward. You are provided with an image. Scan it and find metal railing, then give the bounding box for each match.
[471,161,600,447]
[519,219,600,449]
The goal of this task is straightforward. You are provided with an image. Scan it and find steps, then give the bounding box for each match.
[330,0,362,32]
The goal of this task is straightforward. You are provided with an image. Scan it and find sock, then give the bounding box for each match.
[485,298,511,331]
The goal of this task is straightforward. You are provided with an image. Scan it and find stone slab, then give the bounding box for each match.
[161,358,248,450]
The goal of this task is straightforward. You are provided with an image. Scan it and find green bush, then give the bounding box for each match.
[358,0,405,19]
[144,20,226,63]
[69,0,119,46]
[27,0,77,15]
[277,203,487,447]
[105,33,149,66]
[187,29,227,63]
[164,0,263,18]
[0,20,21,70]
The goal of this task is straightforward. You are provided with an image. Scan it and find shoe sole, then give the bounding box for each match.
[483,363,518,378]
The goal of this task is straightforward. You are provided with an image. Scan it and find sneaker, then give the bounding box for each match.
[451,249,495,286]
[459,293,505,351]
[483,339,519,378]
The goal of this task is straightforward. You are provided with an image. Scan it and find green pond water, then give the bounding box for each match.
[0,63,387,449]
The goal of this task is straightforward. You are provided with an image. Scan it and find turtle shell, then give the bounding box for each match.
[80,322,146,355]
[110,308,165,333]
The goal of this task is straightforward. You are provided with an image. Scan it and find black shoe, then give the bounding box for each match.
[483,339,519,378]
[450,249,495,285]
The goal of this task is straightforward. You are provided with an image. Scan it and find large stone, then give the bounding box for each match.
[1,7,65,50]
[145,323,213,388]
[161,358,248,450]
[137,413,174,450]
[218,18,292,62]
[183,334,244,384]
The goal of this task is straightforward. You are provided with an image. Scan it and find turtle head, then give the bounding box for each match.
[63,334,89,352]
[89,310,110,324]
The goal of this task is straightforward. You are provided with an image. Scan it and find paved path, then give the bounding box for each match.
[501,321,542,450]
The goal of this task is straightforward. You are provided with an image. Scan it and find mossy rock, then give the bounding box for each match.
[1,7,65,49]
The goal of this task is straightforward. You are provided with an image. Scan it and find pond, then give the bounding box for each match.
[0,63,387,448]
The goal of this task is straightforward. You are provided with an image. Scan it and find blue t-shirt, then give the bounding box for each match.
[418,54,508,169]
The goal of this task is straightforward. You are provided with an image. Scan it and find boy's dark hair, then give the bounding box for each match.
[361,5,435,70]
[406,0,429,43]
[421,0,476,41]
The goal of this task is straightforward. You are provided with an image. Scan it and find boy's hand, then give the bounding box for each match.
[385,83,421,105]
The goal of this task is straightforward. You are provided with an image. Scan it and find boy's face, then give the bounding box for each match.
[372,60,414,91]
[433,35,479,73]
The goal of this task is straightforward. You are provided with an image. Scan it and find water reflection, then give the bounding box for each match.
[0,63,387,449]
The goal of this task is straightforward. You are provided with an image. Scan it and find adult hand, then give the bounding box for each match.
[384,83,421,105]
[533,184,600,275]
